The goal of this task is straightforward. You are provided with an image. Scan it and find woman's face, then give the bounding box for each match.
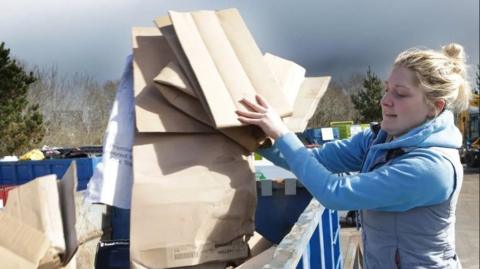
[381,66,435,137]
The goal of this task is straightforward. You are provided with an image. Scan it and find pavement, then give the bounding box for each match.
[455,166,479,269]
[340,165,479,269]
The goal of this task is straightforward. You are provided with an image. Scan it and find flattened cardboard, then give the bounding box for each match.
[1,163,79,268]
[155,65,266,152]
[58,162,79,264]
[154,61,196,98]
[155,16,201,94]
[166,9,292,128]
[285,77,330,132]
[4,174,66,253]
[155,16,221,127]
[132,27,213,133]
[0,213,50,269]
[264,53,305,107]
[130,133,256,268]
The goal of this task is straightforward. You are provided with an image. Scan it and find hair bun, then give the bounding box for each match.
[442,43,466,62]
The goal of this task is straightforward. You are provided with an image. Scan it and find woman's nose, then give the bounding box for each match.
[381,93,393,107]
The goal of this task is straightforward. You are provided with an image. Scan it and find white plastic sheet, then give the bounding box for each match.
[84,55,134,209]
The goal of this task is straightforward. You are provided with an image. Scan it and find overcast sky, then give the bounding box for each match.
[1,0,478,84]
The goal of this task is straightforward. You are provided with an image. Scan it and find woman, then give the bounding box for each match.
[236,43,471,268]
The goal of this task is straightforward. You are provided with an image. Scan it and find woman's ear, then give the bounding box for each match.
[429,99,446,117]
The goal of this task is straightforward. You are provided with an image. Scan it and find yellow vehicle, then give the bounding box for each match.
[457,93,479,167]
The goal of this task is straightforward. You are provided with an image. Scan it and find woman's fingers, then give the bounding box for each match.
[235,109,264,119]
[237,116,261,125]
[239,98,267,113]
[255,94,269,109]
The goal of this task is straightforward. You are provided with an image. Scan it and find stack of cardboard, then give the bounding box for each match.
[130,8,330,269]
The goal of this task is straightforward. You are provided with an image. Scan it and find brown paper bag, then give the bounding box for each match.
[130,133,256,268]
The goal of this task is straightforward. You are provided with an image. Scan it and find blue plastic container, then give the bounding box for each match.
[304,128,340,145]
[0,157,101,190]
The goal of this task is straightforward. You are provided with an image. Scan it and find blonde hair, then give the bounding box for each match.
[393,43,471,112]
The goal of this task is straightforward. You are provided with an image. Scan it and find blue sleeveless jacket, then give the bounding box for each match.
[259,110,463,268]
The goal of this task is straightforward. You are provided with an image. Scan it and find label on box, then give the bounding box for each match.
[166,240,248,267]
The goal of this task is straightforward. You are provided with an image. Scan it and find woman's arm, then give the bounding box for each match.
[258,130,372,174]
[275,133,455,211]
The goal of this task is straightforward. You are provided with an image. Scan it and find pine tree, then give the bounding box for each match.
[0,42,45,156]
[350,67,383,123]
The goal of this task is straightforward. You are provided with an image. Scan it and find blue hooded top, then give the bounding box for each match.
[259,110,461,212]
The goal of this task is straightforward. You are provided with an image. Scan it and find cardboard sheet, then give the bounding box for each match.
[155,73,267,152]
[132,27,213,133]
[4,174,66,253]
[58,162,79,264]
[0,213,50,269]
[164,9,292,128]
[0,162,79,268]
[154,61,196,98]
[130,133,256,268]
[156,16,218,126]
[284,77,330,132]
[264,53,306,107]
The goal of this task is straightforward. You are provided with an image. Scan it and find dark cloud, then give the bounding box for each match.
[1,0,478,82]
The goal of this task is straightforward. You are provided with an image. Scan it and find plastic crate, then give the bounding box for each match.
[329,121,354,139]
[0,157,101,190]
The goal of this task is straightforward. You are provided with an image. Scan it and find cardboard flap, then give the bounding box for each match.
[154,61,196,98]
[156,82,266,152]
[264,53,306,107]
[167,9,292,128]
[4,174,66,254]
[156,16,216,125]
[285,77,331,132]
[0,213,50,269]
[132,27,213,133]
[57,162,79,264]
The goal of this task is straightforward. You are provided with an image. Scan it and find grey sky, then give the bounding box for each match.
[1,0,478,84]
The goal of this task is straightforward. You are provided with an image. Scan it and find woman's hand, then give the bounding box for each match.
[236,94,290,140]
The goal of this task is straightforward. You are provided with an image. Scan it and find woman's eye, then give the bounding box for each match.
[394,92,407,98]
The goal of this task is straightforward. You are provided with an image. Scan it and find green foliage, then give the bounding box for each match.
[308,80,357,128]
[350,67,383,123]
[0,42,45,156]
